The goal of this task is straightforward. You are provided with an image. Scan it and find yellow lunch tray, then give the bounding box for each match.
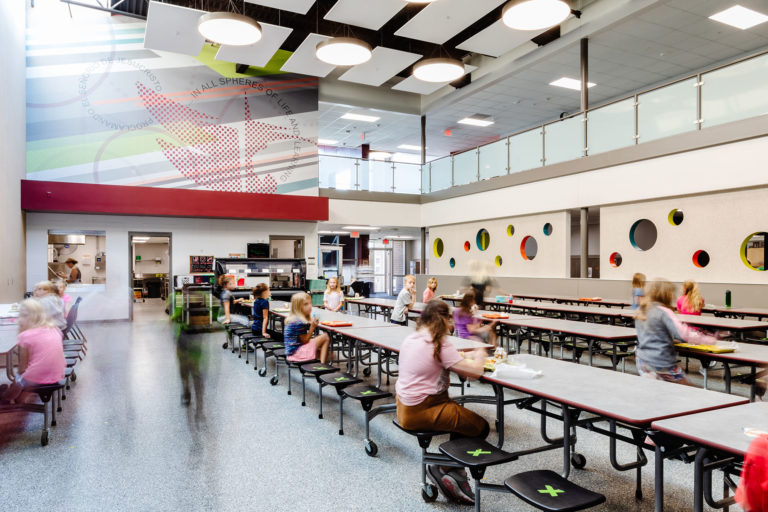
[675,343,735,354]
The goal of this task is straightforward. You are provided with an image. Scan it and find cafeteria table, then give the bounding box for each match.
[651,401,768,512]
[0,324,17,381]
[483,354,748,501]
[441,294,631,309]
[676,342,768,400]
[704,304,768,321]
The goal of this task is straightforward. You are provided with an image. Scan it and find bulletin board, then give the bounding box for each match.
[189,255,214,274]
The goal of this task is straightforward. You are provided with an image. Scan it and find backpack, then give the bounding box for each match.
[736,434,768,512]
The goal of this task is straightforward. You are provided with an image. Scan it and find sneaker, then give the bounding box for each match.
[441,469,475,505]
[426,465,452,500]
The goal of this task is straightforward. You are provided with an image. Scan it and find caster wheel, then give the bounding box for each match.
[635,489,643,500]
[421,484,438,502]
[222,342,228,349]
[270,376,279,386]
[363,367,371,377]
[51,420,57,427]
[71,373,77,382]
[57,406,62,413]
[41,431,49,446]
[301,401,306,406]
[364,440,378,457]
[339,429,344,436]
[571,453,587,469]
[318,414,323,419]
[258,368,267,377]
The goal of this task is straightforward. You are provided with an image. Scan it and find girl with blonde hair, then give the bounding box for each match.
[677,280,704,315]
[33,280,66,329]
[423,277,438,303]
[284,292,330,363]
[323,276,344,312]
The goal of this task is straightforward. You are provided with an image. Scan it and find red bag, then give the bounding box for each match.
[736,434,768,512]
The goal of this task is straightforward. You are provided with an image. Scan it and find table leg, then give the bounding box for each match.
[655,444,664,512]
[561,404,571,479]
[693,448,707,512]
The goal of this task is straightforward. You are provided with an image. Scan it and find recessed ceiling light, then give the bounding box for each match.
[341,113,380,122]
[502,0,571,31]
[549,77,596,90]
[709,5,768,30]
[318,138,338,145]
[413,58,465,83]
[315,37,372,66]
[369,151,392,160]
[198,12,262,46]
[398,144,424,151]
[342,226,381,231]
[458,116,494,127]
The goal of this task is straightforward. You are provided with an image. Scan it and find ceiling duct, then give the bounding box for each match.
[48,234,86,245]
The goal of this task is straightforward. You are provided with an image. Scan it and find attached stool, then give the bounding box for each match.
[316,372,362,424]
[340,384,393,456]
[258,341,285,378]
[0,379,67,446]
[392,420,455,502]
[299,363,339,408]
[239,334,269,366]
[231,327,254,354]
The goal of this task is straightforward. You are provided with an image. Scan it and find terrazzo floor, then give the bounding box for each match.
[0,299,749,511]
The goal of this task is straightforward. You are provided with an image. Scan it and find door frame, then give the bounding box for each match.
[128,231,172,321]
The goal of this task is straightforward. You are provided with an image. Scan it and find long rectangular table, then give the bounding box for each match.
[676,342,768,400]
[482,354,749,500]
[441,294,631,309]
[704,305,768,321]
[651,402,768,512]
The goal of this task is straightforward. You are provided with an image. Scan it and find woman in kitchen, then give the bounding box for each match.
[62,258,81,284]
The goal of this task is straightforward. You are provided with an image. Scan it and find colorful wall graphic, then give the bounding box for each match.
[25,6,318,196]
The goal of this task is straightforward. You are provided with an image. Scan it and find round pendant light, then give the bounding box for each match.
[316,37,372,66]
[198,12,262,46]
[502,0,571,31]
[413,58,464,83]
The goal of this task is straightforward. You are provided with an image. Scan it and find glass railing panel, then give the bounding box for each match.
[638,78,697,143]
[430,156,452,191]
[702,53,768,128]
[453,149,478,186]
[421,163,429,193]
[478,138,508,180]
[393,162,422,194]
[544,114,584,165]
[509,128,543,173]
[587,98,635,155]
[363,160,394,192]
[318,155,356,190]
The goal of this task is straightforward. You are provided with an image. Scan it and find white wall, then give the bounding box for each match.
[133,243,169,274]
[428,212,570,278]
[0,2,26,302]
[601,187,768,284]
[27,213,319,321]
[270,239,296,258]
[421,136,768,227]
[328,199,422,227]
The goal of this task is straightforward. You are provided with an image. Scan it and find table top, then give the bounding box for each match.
[0,324,18,354]
[0,303,20,320]
[497,316,638,341]
[269,304,396,331]
[652,402,768,456]
[676,314,768,332]
[340,325,491,353]
[704,305,768,318]
[483,354,747,425]
[676,341,768,365]
[505,300,630,318]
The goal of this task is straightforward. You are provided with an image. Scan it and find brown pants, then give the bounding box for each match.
[396,391,489,439]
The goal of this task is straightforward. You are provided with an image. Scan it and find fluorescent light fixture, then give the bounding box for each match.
[133,237,150,240]
[398,144,424,151]
[392,152,422,164]
[549,77,596,90]
[317,138,339,145]
[133,240,148,244]
[341,112,380,122]
[342,226,381,231]
[413,58,465,83]
[198,12,262,46]
[709,5,768,30]
[369,151,392,160]
[318,231,350,235]
[458,116,494,127]
[502,0,571,31]
[316,37,372,66]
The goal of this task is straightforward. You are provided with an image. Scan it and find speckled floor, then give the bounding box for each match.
[0,301,748,511]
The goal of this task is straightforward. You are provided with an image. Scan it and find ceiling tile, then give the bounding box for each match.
[394,0,508,44]
[245,0,315,15]
[143,1,205,56]
[215,23,293,67]
[456,20,542,57]
[324,0,407,31]
[280,33,336,77]
[338,47,421,87]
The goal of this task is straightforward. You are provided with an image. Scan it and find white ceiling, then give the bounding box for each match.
[324,0,407,31]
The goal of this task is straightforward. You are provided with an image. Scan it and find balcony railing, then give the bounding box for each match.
[320,49,768,195]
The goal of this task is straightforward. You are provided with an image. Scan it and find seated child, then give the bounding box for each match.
[251,283,271,338]
[453,290,497,346]
[677,280,704,316]
[284,292,330,364]
[422,277,438,303]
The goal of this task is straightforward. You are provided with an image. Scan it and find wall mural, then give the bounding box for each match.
[25,10,318,196]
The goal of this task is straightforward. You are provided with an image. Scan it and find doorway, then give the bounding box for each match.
[129,232,171,321]
[370,248,393,296]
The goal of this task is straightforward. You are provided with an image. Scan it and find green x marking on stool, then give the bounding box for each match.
[538,485,564,497]
[313,366,330,370]
[466,449,491,457]
[360,390,377,395]
[334,377,349,382]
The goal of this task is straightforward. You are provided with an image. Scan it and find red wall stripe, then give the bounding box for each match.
[21,180,328,222]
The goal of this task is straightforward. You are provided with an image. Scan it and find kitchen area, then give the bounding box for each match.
[47,231,107,285]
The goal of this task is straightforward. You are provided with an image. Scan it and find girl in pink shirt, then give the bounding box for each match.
[422,277,438,303]
[677,280,704,315]
[55,279,73,315]
[0,299,66,403]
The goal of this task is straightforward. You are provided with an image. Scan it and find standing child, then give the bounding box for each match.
[677,280,705,316]
[251,283,271,338]
[631,273,646,310]
[453,290,497,346]
[216,275,247,325]
[0,299,66,403]
[635,279,719,385]
[323,277,344,312]
[396,300,489,505]
[284,292,330,363]
[423,277,438,303]
[391,274,416,325]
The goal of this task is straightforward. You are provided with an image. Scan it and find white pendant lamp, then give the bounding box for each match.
[502,0,571,31]
[413,58,464,83]
[316,37,373,66]
[198,12,262,46]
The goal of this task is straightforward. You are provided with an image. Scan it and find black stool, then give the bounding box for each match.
[231,328,254,355]
[26,380,66,446]
[240,334,269,365]
[392,420,456,502]
[317,372,362,424]
[340,384,393,456]
[258,341,285,378]
[439,438,518,511]
[505,470,605,511]
[299,363,339,407]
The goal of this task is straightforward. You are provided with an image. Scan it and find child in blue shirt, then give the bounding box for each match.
[251,283,271,337]
[284,292,330,363]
